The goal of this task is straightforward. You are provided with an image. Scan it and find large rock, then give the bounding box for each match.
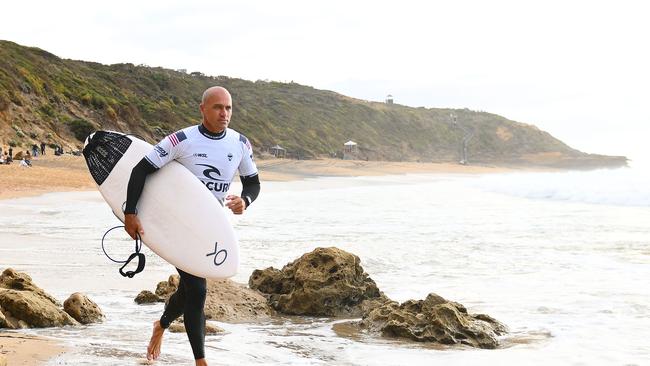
[356,293,507,349]
[204,279,273,322]
[136,275,273,322]
[249,247,387,316]
[0,268,60,306]
[0,268,77,328]
[63,292,104,324]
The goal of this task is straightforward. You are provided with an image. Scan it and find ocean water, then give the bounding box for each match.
[0,168,648,365]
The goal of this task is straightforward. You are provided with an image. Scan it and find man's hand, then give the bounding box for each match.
[124,213,144,240]
[225,195,246,215]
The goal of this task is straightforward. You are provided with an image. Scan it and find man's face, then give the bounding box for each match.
[200,89,232,133]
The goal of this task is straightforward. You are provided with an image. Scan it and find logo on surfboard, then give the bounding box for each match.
[206,241,227,266]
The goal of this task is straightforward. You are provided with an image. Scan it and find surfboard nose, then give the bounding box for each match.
[83,131,134,186]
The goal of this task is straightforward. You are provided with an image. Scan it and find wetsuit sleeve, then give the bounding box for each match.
[145,131,187,169]
[238,134,258,177]
[240,174,260,208]
[124,158,159,214]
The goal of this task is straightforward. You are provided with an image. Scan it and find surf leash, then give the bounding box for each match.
[101,225,146,278]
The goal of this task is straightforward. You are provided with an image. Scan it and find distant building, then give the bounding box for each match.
[270,144,286,158]
[385,94,394,104]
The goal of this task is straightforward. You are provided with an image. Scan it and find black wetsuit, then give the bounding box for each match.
[125,125,260,360]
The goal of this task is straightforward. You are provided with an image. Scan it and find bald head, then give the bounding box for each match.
[202,86,231,105]
[200,86,233,133]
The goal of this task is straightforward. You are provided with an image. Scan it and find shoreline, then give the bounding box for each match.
[0,154,528,201]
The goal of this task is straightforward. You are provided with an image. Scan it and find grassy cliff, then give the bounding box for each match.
[0,40,627,168]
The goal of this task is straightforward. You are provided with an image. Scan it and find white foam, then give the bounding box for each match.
[470,167,650,207]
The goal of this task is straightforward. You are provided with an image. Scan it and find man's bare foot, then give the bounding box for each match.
[146,320,165,360]
[195,358,208,366]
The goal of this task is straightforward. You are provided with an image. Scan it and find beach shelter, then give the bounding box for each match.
[270,144,286,158]
[344,140,357,153]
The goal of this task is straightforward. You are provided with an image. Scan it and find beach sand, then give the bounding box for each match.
[0,154,515,200]
[0,154,516,364]
[0,332,65,365]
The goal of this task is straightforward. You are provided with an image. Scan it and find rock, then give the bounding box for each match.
[356,293,507,349]
[168,321,224,335]
[63,293,104,324]
[134,290,163,304]
[136,275,273,322]
[0,308,7,328]
[249,247,386,317]
[204,279,274,322]
[0,290,77,328]
[0,268,60,306]
[155,275,179,299]
[0,268,77,328]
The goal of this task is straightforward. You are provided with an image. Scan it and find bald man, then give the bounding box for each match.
[124,86,261,366]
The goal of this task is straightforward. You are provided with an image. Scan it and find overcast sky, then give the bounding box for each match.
[2,0,648,165]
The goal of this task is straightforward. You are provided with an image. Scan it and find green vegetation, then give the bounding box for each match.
[0,40,627,167]
[66,119,95,142]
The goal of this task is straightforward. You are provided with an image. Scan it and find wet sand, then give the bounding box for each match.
[0,332,65,365]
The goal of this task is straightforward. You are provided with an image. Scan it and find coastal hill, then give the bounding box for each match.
[0,40,626,168]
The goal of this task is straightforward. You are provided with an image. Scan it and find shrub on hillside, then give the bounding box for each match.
[39,104,55,117]
[106,106,117,121]
[91,94,107,109]
[66,119,95,142]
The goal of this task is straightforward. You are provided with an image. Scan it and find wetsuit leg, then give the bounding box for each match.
[178,268,207,360]
[159,270,186,328]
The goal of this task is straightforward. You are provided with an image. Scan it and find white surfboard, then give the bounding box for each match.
[83,131,239,279]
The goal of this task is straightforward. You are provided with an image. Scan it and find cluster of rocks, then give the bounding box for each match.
[136,247,507,349]
[357,293,507,348]
[2,246,508,350]
[246,247,507,349]
[0,268,103,329]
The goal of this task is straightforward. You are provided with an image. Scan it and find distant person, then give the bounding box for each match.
[41,142,46,155]
[8,147,13,159]
[31,144,38,157]
[20,155,31,167]
[124,86,260,365]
